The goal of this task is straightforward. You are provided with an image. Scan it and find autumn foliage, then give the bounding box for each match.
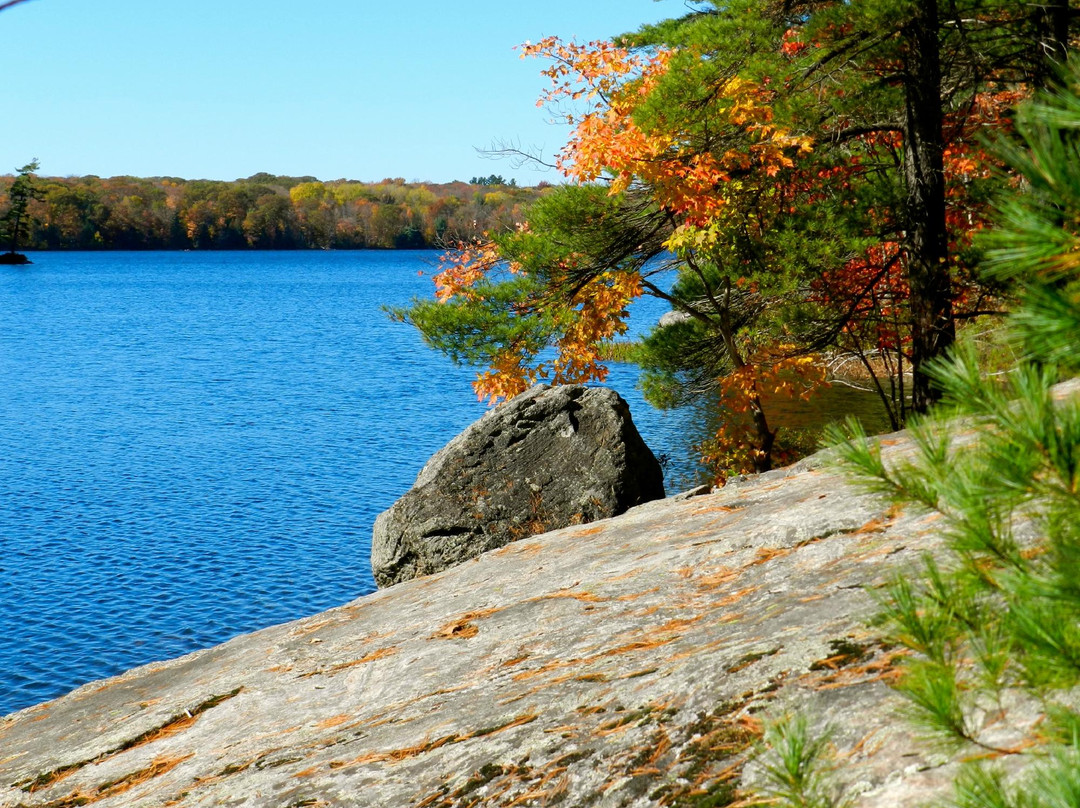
[405,0,1072,481]
[429,233,644,403]
[0,173,541,251]
[411,33,826,478]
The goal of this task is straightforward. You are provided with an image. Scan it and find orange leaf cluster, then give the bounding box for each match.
[780,28,810,58]
[472,269,644,405]
[431,237,645,404]
[521,38,812,231]
[518,37,662,108]
[699,352,827,483]
[433,239,520,303]
[550,270,643,382]
[473,350,536,405]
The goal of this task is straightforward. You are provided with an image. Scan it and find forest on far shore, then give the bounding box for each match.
[0,172,545,251]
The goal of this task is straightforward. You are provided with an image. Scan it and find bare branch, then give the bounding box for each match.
[828,124,905,144]
[478,140,559,172]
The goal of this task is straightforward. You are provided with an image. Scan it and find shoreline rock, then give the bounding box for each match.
[371,384,665,587]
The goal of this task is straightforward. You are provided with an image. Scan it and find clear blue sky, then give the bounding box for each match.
[2,0,680,185]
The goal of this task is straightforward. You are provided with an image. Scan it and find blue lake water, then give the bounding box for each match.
[0,250,704,716]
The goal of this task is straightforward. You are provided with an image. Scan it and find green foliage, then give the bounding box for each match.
[754,714,851,808]
[469,174,516,187]
[1,159,40,254]
[396,183,667,379]
[982,76,1080,371]
[830,62,1080,798]
[393,273,556,371]
[639,318,726,410]
[952,744,1080,808]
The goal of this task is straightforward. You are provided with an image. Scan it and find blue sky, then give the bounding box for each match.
[1,0,679,184]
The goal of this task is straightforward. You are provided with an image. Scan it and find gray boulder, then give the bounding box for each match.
[371,384,665,587]
[658,309,693,328]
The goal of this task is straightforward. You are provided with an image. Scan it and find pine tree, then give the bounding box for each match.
[0,160,40,265]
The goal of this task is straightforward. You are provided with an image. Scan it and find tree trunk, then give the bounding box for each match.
[1033,0,1072,88]
[7,210,22,254]
[715,293,776,473]
[903,0,954,413]
[748,394,776,473]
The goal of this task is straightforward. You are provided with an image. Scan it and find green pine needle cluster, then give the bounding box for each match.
[754,714,852,808]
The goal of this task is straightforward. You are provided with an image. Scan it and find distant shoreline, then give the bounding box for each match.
[1,173,548,253]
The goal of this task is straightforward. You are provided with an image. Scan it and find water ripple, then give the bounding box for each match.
[0,251,704,716]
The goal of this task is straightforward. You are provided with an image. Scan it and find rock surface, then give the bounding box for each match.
[371,384,665,587]
[0,427,1000,808]
[656,310,691,328]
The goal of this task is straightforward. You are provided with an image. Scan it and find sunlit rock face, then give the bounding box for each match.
[371,384,666,587]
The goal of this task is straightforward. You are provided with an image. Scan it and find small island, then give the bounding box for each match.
[1,159,38,265]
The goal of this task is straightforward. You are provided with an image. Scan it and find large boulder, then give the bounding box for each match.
[371,384,665,587]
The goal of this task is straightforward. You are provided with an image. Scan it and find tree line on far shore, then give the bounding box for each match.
[0,172,546,251]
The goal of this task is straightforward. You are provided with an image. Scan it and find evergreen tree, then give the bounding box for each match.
[1,159,40,264]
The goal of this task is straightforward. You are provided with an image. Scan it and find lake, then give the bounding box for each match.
[0,251,708,716]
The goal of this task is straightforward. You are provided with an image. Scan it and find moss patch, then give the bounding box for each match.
[809,638,869,671]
